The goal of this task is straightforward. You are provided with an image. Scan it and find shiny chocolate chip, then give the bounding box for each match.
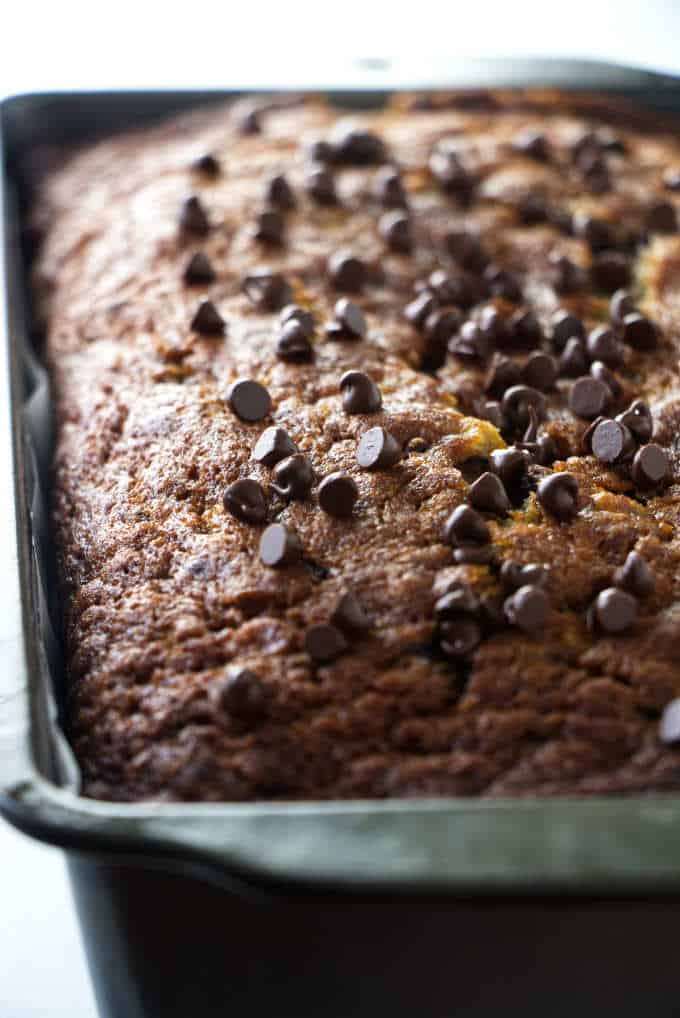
[500,561,550,593]
[192,153,221,177]
[453,546,495,565]
[331,591,372,634]
[340,370,382,414]
[590,360,621,399]
[468,471,510,515]
[550,309,585,350]
[259,523,303,567]
[272,454,315,500]
[253,207,285,245]
[591,587,637,634]
[523,351,557,392]
[615,399,653,444]
[253,426,297,467]
[223,478,267,524]
[568,376,610,419]
[442,505,491,547]
[429,144,473,197]
[280,304,315,337]
[183,252,216,285]
[305,163,338,205]
[631,443,669,489]
[356,427,401,470]
[573,213,613,251]
[501,384,546,431]
[590,419,634,464]
[435,585,479,618]
[439,617,482,658]
[613,551,655,598]
[226,379,272,422]
[379,210,413,253]
[485,353,522,398]
[214,667,267,723]
[191,300,225,335]
[404,291,437,330]
[449,320,492,361]
[243,269,293,311]
[559,337,589,378]
[621,313,657,350]
[504,584,550,634]
[512,129,551,162]
[610,289,636,324]
[276,320,313,362]
[484,264,522,303]
[508,308,543,348]
[331,127,386,165]
[489,446,530,488]
[333,298,367,339]
[586,325,623,367]
[328,250,367,293]
[537,472,579,521]
[318,473,359,518]
[549,253,586,295]
[591,251,631,292]
[373,166,408,207]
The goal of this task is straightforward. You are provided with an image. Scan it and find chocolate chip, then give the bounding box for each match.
[663,169,680,192]
[442,504,490,546]
[253,207,285,245]
[582,155,611,195]
[591,587,637,634]
[591,251,631,292]
[340,370,382,414]
[573,213,613,251]
[500,561,550,593]
[477,400,506,431]
[439,617,482,657]
[242,269,292,311]
[660,699,680,744]
[504,584,550,634]
[508,309,543,348]
[265,173,296,210]
[305,623,348,663]
[485,353,522,398]
[183,252,216,285]
[613,550,655,598]
[444,230,488,272]
[356,427,401,470]
[213,667,266,723]
[427,269,468,306]
[223,478,267,524]
[501,384,546,431]
[621,313,657,350]
[226,379,272,422]
[468,471,510,514]
[559,337,589,378]
[586,326,623,367]
[305,163,338,205]
[276,320,313,362]
[615,399,653,443]
[550,309,585,350]
[179,195,210,235]
[449,320,492,361]
[272,454,315,500]
[479,306,507,342]
[590,360,620,398]
[512,129,550,162]
[379,210,413,253]
[453,546,494,565]
[331,127,386,165]
[537,472,579,521]
[307,138,334,163]
[328,250,367,293]
[631,443,669,489]
[259,523,303,567]
[252,426,297,467]
[331,591,372,635]
[489,446,530,488]
[523,351,557,392]
[429,144,473,197]
[590,419,634,464]
[549,253,586,295]
[191,300,225,335]
[318,472,359,518]
[646,201,677,234]
[434,585,479,618]
[484,264,522,303]
[425,308,463,346]
[192,153,220,177]
[333,298,367,339]
[569,376,610,419]
[372,165,408,207]
[237,109,261,135]
[404,291,437,330]
[280,304,315,337]
[610,289,636,324]
[518,194,549,225]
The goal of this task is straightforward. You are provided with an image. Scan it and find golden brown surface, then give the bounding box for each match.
[35,90,680,801]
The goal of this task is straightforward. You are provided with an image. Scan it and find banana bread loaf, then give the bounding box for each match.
[35,90,680,801]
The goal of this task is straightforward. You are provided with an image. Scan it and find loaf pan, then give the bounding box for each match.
[3,59,680,1018]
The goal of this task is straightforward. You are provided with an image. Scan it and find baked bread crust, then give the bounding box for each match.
[36,90,680,801]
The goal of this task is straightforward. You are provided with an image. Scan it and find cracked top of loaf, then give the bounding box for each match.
[35,89,680,801]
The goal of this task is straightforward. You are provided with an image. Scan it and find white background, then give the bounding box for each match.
[3,2,680,1016]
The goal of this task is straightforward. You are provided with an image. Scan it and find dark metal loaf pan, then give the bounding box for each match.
[3,59,680,1018]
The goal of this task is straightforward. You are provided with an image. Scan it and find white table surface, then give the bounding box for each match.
[3,3,680,1016]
